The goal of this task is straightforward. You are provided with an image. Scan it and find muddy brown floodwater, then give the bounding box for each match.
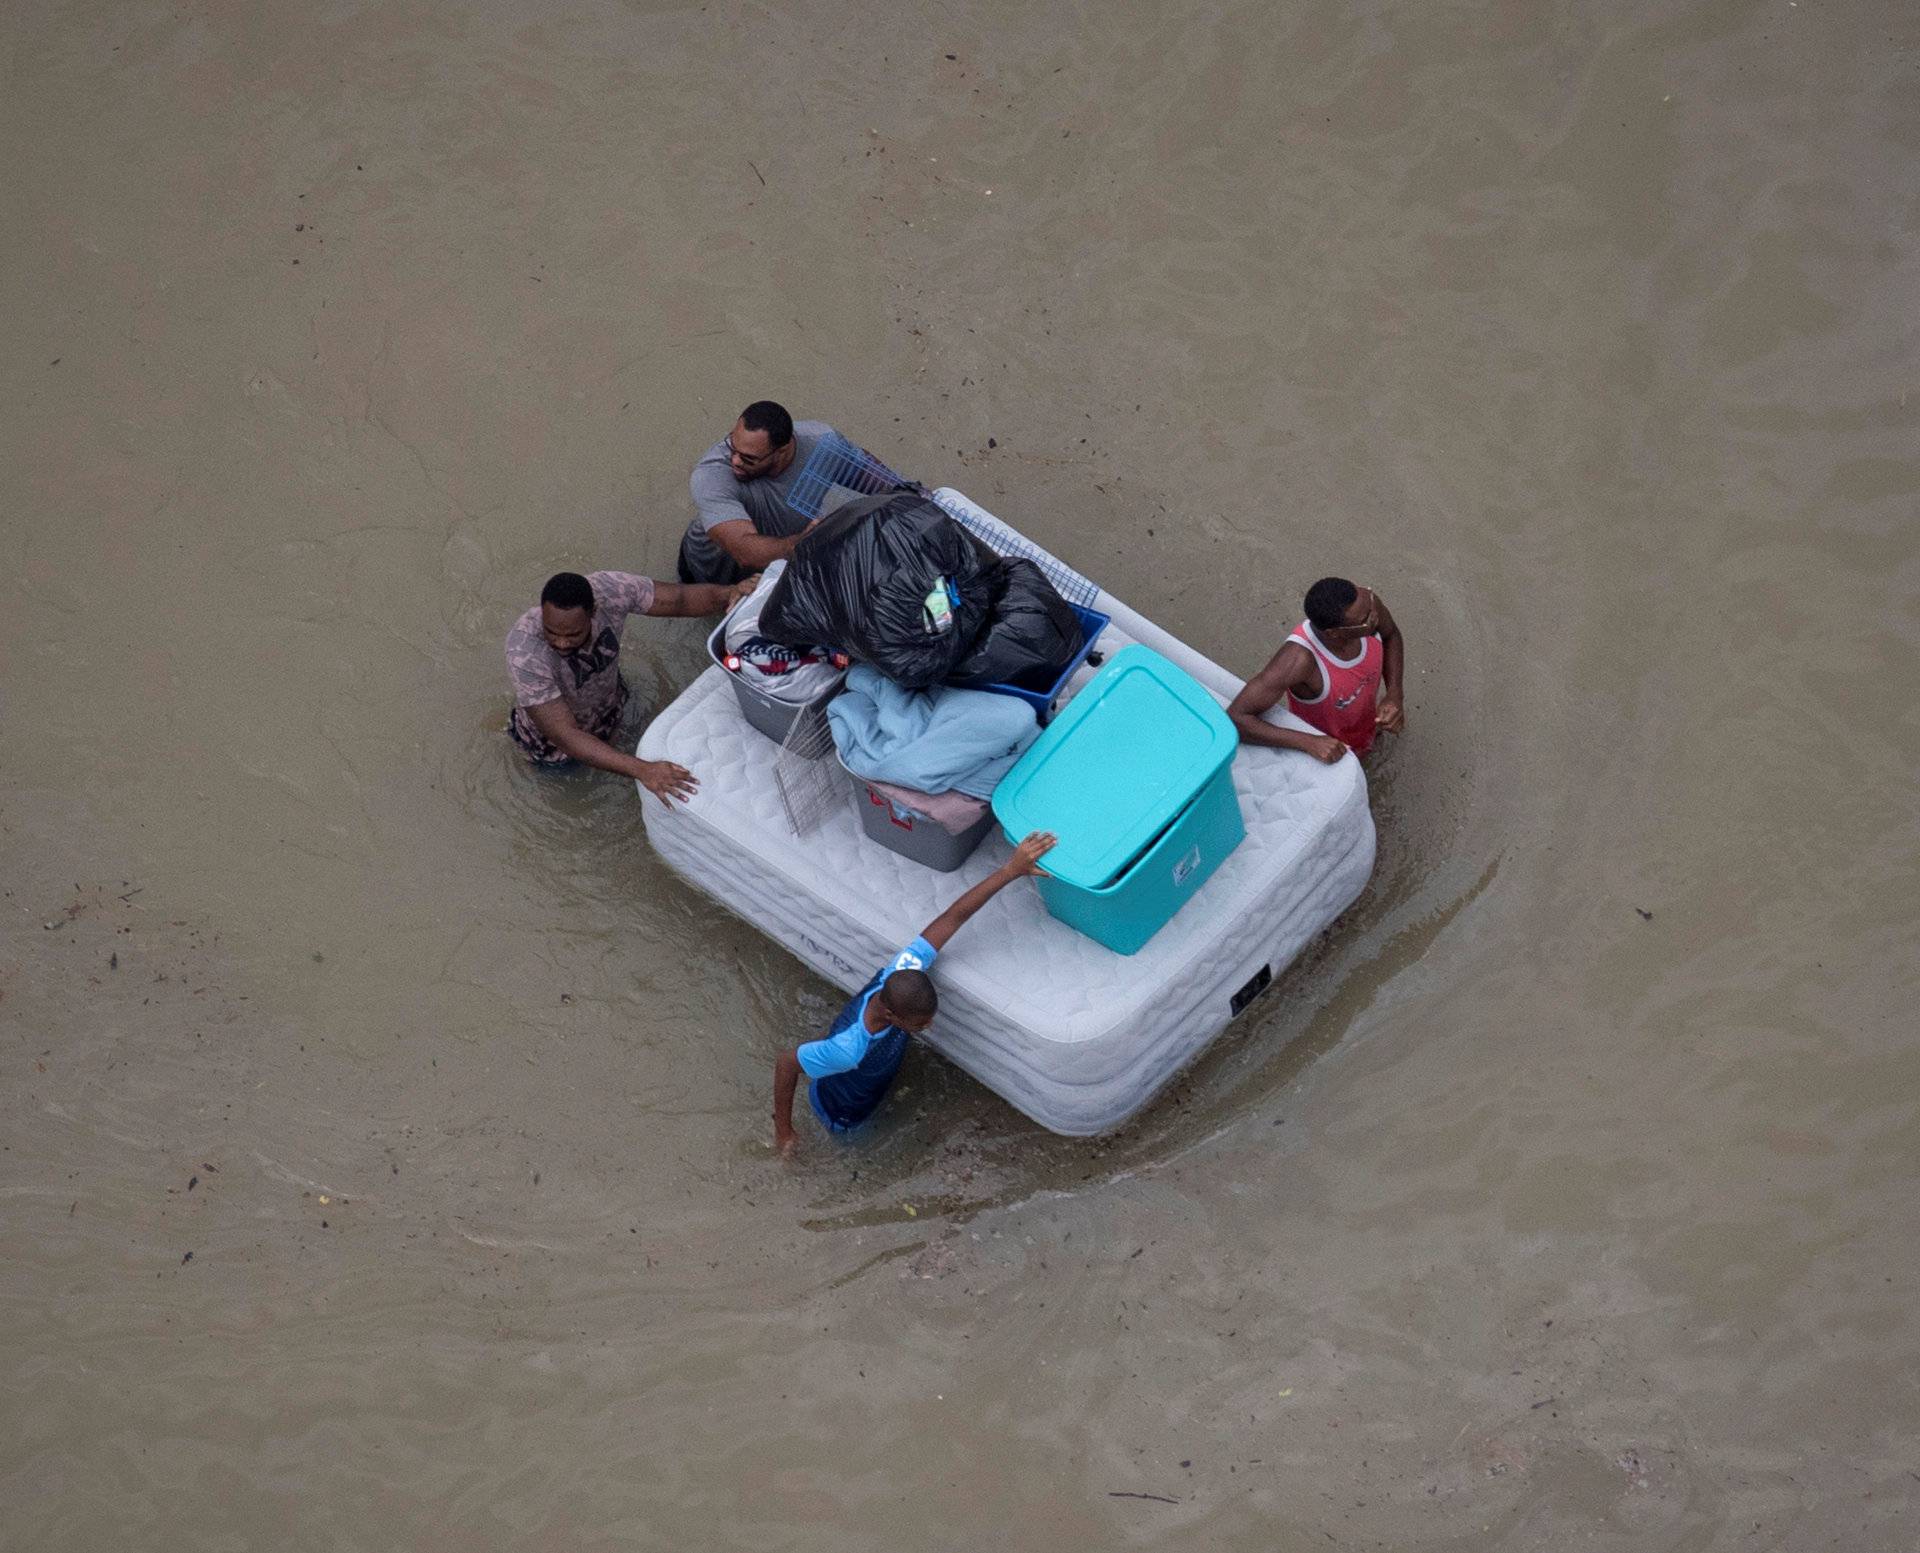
[4,1,1918,1548]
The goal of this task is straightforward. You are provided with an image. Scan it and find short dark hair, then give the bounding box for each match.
[739,400,794,448]
[881,968,937,1024]
[540,572,595,613]
[1304,577,1358,631]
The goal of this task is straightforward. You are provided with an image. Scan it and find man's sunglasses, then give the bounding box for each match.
[1322,590,1378,635]
[724,435,779,469]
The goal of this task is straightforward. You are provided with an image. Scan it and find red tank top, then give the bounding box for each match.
[1285,620,1383,755]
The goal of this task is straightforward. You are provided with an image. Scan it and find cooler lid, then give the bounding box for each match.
[991,645,1237,888]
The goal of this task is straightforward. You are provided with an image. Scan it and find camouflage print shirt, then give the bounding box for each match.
[504,571,657,764]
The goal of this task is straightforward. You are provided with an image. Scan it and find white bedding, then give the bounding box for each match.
[638,490,1375,1135]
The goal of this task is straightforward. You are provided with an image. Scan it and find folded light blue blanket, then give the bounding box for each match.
[828,665,1039,799]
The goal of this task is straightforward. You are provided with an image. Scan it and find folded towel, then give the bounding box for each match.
[862,779,992,835]
[827,665,1038,799]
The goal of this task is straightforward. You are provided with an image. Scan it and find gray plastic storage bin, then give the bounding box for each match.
[707,616,842,745]
[838,753,994,873]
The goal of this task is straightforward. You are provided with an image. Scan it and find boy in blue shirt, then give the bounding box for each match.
[772,832,1057,1154]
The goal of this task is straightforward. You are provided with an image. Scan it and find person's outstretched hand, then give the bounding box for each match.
[732,572,764,603]
[1375,693,1405,734]
[638,759,698,807]
[1303,735,1347,765]
[1007,831,1058,878]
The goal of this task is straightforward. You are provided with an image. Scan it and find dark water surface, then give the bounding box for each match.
[5,1,1917,1547]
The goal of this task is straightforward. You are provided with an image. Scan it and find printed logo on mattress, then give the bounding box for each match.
[796,931,862,980]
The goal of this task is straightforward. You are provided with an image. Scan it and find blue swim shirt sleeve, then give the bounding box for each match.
[891,937,938,974]
[796,1019,870,1080]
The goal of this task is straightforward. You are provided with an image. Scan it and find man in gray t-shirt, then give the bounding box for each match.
[676,400,907,585]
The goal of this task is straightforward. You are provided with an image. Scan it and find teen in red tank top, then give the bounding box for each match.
[1285,620,1385,755]
[1226,577,1406,764]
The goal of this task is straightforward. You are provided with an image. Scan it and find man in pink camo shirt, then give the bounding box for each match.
[504,569,753,805]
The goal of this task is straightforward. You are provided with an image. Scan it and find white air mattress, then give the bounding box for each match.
[638,490,1375,1135]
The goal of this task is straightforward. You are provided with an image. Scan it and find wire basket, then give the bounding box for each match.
[773,700,843,837]
[932,494,1101,609]
[785,432,915,521]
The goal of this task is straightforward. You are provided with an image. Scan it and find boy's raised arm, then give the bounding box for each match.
[919,831,1057,952]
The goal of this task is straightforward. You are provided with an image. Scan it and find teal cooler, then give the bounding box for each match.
[991,645,1244,955]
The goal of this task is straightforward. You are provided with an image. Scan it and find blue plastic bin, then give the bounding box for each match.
[991,645,1244,955]
[977,605,1109,724]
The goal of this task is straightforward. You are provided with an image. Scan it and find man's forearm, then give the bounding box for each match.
[549,722,646,779]
[1382,630,1405,697]
[656,582,739,618]
[1231,713,1324,754]
[722,530,803,571]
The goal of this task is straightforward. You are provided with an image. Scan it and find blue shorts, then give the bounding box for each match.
[808,1081,861,1135]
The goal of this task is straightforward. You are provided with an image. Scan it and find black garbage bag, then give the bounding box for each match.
[759,492,998,689]
[946,558,1086,691]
